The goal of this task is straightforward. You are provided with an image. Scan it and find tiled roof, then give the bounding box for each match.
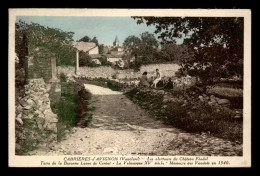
[72,41,97,52]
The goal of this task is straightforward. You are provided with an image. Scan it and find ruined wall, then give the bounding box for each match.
[27,47,53,83]
[23,79,58,151]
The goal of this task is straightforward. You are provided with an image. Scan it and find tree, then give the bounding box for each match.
[90,36,99,46]
[132,17,244,82]
[78,35,91,42]
[98,44,104,54]
[160,44,194,64]
[27,22,76,66]
[122,33,159,69]
[140,31,158,48]
[123,35,141,48]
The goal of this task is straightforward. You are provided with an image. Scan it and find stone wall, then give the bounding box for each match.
[27,47,54,83]
[57,66,117,79]
[22,78,58,152]
[57,63,181,81]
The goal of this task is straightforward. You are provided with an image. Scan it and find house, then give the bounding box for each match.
[72,41,99,55]
[106,54,124,68]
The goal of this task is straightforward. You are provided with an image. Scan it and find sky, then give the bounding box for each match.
[16,16,183,46]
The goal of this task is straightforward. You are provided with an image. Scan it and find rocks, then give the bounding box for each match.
[217,98,230,105]
[16,114,23,125]
[198,96,203,101]
[22,78,58,151]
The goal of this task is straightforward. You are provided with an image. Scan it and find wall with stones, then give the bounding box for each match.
[57,66,117,79]
[57,63,181,81]
[27,47,54,83]
[22,78,58,152]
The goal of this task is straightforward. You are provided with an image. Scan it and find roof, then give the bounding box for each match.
[72,41,97,52]
[104,54,122,58]
[90,54,103,59]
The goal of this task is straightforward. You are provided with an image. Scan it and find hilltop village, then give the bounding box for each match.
[72,36,130,68]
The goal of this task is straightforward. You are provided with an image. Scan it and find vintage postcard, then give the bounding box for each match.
[8,8,251,167]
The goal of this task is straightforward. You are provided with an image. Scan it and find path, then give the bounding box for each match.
[29,84,242,156]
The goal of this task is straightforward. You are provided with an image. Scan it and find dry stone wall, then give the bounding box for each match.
[23,78,58,151]
[57,64,181,80]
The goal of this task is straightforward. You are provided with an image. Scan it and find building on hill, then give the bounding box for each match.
[72,41,99,55]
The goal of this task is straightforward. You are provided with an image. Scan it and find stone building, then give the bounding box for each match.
[72,41,99,55]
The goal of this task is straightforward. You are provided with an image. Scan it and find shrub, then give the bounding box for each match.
[125,87,243,143]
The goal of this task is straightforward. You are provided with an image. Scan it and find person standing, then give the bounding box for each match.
[151,69,161,88]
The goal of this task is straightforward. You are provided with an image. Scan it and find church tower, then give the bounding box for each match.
[113,35,119,47]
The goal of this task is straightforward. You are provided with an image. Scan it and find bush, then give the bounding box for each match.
[79,51,90,67]
[125,87,243,143]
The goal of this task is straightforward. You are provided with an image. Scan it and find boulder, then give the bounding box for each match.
[19,98,27,107]
[217,99,230,105]
[198,96,204,101]
[16,114,23,125]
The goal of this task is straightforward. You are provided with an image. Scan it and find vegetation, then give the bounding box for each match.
[78,35,91,42]
[132,17,244,83]
[27,21,76,66]
[51,74,94,140]
[123,31,194,71]
[125,87,243,143]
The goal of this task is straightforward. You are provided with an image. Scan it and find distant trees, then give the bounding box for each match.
[98,44,104,54]
[90,36,99,46]
[140,31,159,48]
[159,44,194,63]
[78,35,91,42]
[123,32,192,70]
[132,17,244,82]
[123,32,159,67]
[123,35,141,48]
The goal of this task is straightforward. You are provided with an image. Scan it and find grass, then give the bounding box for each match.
[51,76,95,141]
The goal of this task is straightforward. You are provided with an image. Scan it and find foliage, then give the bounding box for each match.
[123,32,160,70]
[99,44,104,54]
[159,44,194,64]
[123,35,141,48]
[79,51,91,66]
[90,36,99,46]
[99,56,112,66]
[125,87,242,143]
[26,21,76,66]
[140,31,159,48]
[78,35,91,42]
[132,17,244,82]
[15,20,29,69]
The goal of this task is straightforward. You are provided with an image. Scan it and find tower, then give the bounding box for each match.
[113,35,119,47]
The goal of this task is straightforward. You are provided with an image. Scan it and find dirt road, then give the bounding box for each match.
[29,84,242,156]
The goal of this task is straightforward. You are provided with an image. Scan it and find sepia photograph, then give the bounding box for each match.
[8,9,251,167]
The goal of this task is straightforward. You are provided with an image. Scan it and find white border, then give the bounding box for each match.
[8,9,251,167]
